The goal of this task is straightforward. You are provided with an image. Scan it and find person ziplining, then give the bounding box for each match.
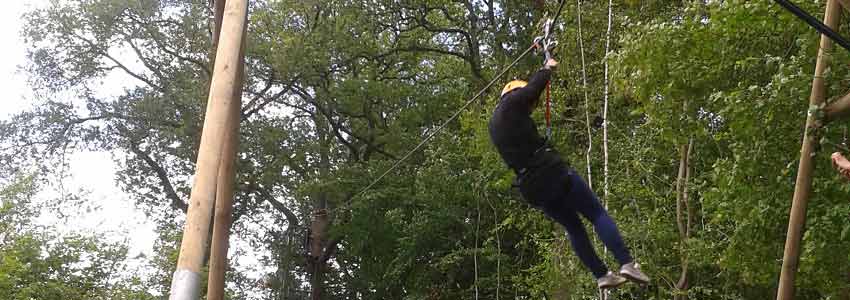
[343,0,649,290]
[487,41,650,288]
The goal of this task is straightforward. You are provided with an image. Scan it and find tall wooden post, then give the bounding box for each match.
[206,61,243,300]
[212,0,225,46]
[777,1,841,299]
[169,1,248,299]
[206,0,247,299]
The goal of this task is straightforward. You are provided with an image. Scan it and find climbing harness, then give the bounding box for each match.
[334,0,569,213]
[773,0,850,53]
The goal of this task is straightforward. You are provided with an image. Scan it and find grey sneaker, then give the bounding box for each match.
[597,271,627,289]
[619,262,650,285]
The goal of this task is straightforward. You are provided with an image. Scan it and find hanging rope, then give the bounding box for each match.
[547,0,569,33]
[333,0,569,213]
[577,0,594,189]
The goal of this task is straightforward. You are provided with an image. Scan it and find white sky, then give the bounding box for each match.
[0,1,158,261]
[1,1,40,117]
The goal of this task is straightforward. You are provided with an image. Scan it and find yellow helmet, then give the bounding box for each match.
[501,80,527,96]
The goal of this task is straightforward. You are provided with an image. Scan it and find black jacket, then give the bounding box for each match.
[488,69,552,173]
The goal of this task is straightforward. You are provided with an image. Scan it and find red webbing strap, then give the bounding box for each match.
[545,80,552,139]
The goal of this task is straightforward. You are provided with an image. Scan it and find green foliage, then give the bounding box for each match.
[0,175,154,300]
[612,0,850,298]
[4,0,850,299]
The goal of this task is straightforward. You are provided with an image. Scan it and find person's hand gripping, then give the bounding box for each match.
[544,58,558,70]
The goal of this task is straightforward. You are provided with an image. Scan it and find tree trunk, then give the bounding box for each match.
[462,0,485,88]
[309,114,332,300]
[602,0,613,211]
[309,208,329,300]
[601,4,614,299]
[674,139,693,300]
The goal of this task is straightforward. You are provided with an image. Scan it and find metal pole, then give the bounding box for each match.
[169,1,248,299]
[777,1,840,299]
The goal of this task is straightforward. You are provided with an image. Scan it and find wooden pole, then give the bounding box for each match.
[777,1,840,299]
[206,0,246,299]
[206,60,243,300]
[212,0,225,46]
[169,1,248,299]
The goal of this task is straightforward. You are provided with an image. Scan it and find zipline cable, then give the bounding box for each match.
[343,44,537,207]
[337,0,569,212]
[773,0,850,53]
[548,0,568,34]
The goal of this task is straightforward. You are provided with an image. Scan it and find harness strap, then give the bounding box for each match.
[545,80,552,140]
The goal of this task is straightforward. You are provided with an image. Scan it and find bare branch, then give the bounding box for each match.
[825,91,850,123]
[255,186,300,228]
[291,85,398,160]
[127,140,188,213]
[125,13,213,77]
[70,32,164,91]
[242,76,301,118]
[126,37,166,83]
[398,45,469,61]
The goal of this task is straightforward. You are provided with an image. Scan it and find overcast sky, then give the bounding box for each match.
[0,0,158,261]
[2,1,42,117]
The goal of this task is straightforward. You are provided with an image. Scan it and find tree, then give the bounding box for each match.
[615,0,850,298]
[0,174,154,300]
[6,0,850,299]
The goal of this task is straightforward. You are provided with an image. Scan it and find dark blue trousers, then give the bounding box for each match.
[519,165,633,278]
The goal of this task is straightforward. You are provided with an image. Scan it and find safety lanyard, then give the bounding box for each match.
[545,81,552,140]
[536,18,557,141]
